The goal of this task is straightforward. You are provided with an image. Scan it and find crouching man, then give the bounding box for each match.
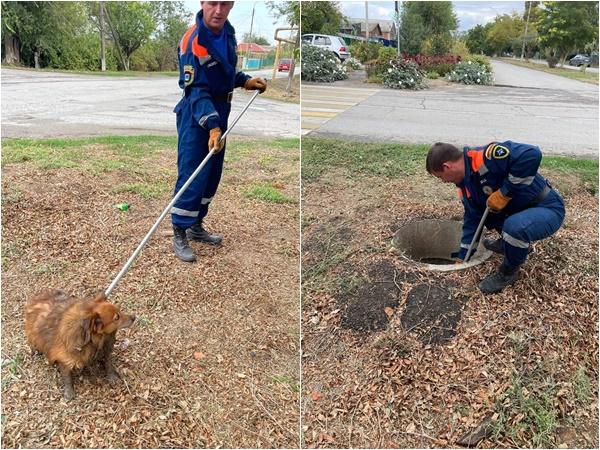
[426,141,565,294]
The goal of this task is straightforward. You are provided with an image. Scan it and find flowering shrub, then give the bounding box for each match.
[345,57,362,70]
[301,44,348,83]
[464,55,492,73]
[402,54,461,76]
[383,59,426,90]
[446,60,493,85]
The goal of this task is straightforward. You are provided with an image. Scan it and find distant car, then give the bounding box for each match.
[278,58,292,72]
[569,54,591,66]
[302,33,350,61]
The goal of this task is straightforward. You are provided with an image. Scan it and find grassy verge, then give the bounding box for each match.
[301,137,429,182]
[302,137,598,193]
[260,74,300,103]
[2,65,178,77]
[499,58,599,85]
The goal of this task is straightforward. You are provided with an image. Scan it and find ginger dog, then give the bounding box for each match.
[25,289,135,400]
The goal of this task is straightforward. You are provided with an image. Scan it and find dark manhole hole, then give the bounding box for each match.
[400,283,463,345]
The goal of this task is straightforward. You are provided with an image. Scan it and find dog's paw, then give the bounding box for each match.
[106,370,121,383]
[63,387,76,401]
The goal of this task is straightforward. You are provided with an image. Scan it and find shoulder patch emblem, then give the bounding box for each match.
[183,65,194,87]
[492,144,510,159]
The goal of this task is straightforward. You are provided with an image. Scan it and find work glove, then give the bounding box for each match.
[208,127,225,153]
[244,77,267,93]
[487,190,511,212]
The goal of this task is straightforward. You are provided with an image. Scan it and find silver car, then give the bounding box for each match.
[302,33,350,61]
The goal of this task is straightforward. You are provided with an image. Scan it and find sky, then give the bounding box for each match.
[337,1,526,32]
[183,1,295,45]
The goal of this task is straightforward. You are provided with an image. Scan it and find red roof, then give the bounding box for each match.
[237,42,268,53]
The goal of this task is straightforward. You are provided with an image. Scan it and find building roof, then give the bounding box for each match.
[344,18,397,33]
[237,43,269,53]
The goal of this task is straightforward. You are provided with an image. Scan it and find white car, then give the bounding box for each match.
[302,33,350,61]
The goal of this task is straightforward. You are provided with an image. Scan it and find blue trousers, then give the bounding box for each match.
[171,103,226,229]
[485,190,565,268]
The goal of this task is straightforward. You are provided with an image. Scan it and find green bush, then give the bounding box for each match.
[301,44,348,83]
[446,60,493,85]
[464,54,492,73]
[383,59,426,90]
[378,46,397,60]
[426,70,439,79]
[130,44,159,71]
[349,41,382,63]
[345,57,362,70]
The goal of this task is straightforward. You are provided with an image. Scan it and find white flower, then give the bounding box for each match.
[468,61,472,64]
[477,78,481,83]
[410,78,414,82]
[388,68,393,73]
[477,72,481,76]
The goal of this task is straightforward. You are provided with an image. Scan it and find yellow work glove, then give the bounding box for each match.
[244,77,267,93]
[487,190,511,212]
[208,127,225,153]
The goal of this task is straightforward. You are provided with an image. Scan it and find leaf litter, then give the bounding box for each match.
[1,137,300,448]
[302,166,598,448]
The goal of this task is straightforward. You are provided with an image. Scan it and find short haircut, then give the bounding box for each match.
[426,142,463,174]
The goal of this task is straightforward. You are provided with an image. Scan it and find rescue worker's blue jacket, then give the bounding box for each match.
[170,11,250,229]
[457,141,565,264]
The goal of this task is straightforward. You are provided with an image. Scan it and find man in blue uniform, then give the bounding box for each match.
[171,1,267,262]
[426,141,565,294]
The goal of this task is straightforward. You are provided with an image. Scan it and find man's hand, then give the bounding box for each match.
[244,77,267,93]
[487,190,511,212]
[209,128,225,153]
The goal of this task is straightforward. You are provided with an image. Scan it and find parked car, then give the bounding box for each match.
[278,58,292,71]
[302,33,350,61]
[569,54,591,66]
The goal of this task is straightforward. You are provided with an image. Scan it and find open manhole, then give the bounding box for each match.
[392,219,491,271]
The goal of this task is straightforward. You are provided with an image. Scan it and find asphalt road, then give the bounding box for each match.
[309,60,598,157]
[1,68,299,139]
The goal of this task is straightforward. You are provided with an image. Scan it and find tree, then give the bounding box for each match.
[300,1,346,35]
[103,1,156,70]
[242,33,270,45]
[486,13,525,56]
[266,1,300,26]
[536,1,599,65]
[466,24,493,55]
[399,1,458,55]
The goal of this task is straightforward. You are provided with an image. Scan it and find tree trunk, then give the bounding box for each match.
[286,30,299,95]
[3,34,20,64]
[34,50,40,69]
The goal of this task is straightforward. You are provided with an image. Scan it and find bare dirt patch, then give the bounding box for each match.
[302,140,598,448]
[1,136,299,448]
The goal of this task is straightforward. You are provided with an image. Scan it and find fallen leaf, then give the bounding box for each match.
[384,307,394,317]
[311,391,323,401]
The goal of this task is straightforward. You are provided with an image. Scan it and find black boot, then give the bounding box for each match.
[484,238,504,254]
[172,225,196,262]
[187,221,223,245]
[478,264,520,294]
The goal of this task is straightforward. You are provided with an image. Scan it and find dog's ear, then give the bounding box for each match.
[79,317,93,347]
[92,314,104,333]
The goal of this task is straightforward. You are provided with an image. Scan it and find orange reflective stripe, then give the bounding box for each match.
[192,39,209,58]
[467,150,484,173]
[465,187,471,198]
[180,25,197,54]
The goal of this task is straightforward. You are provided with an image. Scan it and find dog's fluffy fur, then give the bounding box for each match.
[25,289,135,400]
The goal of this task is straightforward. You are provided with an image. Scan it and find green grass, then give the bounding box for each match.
[492,374,559,447]
[572,366,592,403]
[1,136,176,169]
[242,183,296,204]
[302,137,429,182]
[542,156,598,195]
[499,58,599,85]
[1,354,24,390]
[113,181,171,200]
[272,375,299,392]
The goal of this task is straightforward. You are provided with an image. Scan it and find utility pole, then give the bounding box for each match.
[99,1,106,71]
[245,2,256,69]
[365,1,369,41]
[395,1,400,56]
[520,1,532,61]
